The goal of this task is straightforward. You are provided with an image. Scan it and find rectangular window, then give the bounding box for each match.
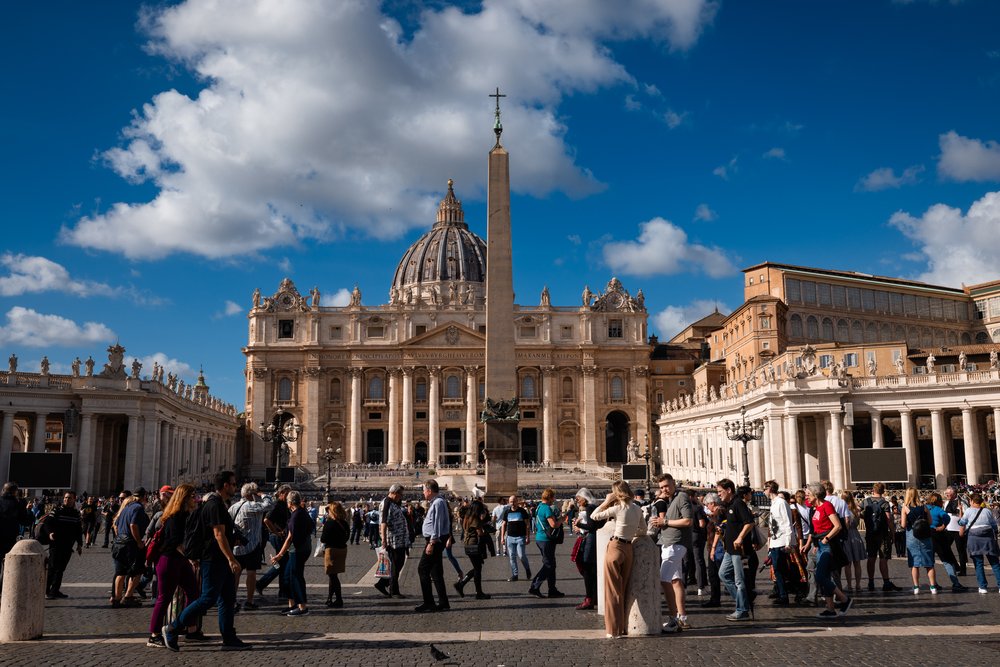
[862,289,875,311]
[368,412,382,420]
[786,278,801,303]
[523,411,536,419]
[802,281,817,304]
[833,285,847,308]
[415,411,427,420]
[916,296,930,317]
[278,320,294,339]
[975,300,987,320]
[678,380,686,387]
[930,298,943,319]
[819,354,833,368]
[608,319,623,338]
[844,353,858,367]
[478,325,486,334]
[367,326,385,339]
[847,287,862,309]
[890,292,903,315]
[943,300,957,320]
[748,277,754,285]
[329,325,342,340]
[903,294,916,316]
[875,290,890,313]
[818,282,832,306]
[520,326,537,338]
[561,325,574,340]
[414,325,427,335]
[892,349,903,363]
[762,341,770,349]
[866,351,876,364]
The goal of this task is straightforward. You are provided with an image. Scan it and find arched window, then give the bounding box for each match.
[790,314,803,338]
[976,331,989,344]
[278,377,292,401]
[836,319,850,342]
[865,322,877,343]
[851,321,863,343]
[894,325,906,342]
[880,324,892,342]
[562,376,573,399]
[821,318,834,340]
[961,332,972,345]
[946,331,958,346]
[610,376,625,400]
[368,376,384,400]
[329,378,341,403]
[806,316,819,340]
[521,375,536,399]
[445,374,461,398]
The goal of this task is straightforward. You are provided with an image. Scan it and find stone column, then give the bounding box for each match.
[402,368,414,464]
[123,415,142,490]
[750,434,764,488]
[767,414,785,487]
[815,415,829,481]
[158,421,170,486]
[350,369,362,464]
[541,367,555,464]
[303,368,321,467]
[31,413,47,453]
[994,407,1000,483]
[141,416,159,489]
[387,368,400,465]
[465,366,478,465]
[930,409,950,488]
[429,367,440,465]
[962,408,982,485]
[900,410,918,487]
[828,411,845,490]
[634,366,650,453]
[75,413,94,494]
[0,411,14,483]
[870,409,884,448]
[784,414,801,490]
[581,367,598,463]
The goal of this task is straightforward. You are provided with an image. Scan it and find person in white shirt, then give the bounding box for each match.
[591,480,642,639]
[764,481,795,605]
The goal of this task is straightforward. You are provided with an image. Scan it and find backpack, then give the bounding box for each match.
[863,498,887,534]
[183,501,210,561]
[36,514,52,545]
[911,509,932,540]
[146,525,166,564]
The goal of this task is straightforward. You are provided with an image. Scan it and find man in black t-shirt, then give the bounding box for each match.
[256,485,291,598]
[163,470,250,652]
[499,495,533,581]
[717,479,753,621]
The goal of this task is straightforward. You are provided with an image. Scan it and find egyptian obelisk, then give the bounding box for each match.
[483,88,519,497]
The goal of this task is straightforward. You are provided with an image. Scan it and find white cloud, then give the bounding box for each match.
[223,300,243,316]
[713,156,738,180]
[653,299,728,339]
[938,131,1000,182]
[0,253,116,297]
[567,234,582,245]
[137,352,197,380]
[663,109,687,129]
[624,94,643,111]
[603,217,736,278]
[0,307,115,347]
[762,147,786,160]
[278,258,293,274]
[59,0,717,260]
[693,203,717,222]
[321,288,352,307]
[889,190,1000,286]
[855,164,924,192]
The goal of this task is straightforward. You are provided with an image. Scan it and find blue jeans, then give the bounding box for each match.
[719,552,749,614]
[173,559,236,640]
[972,554,1000,590]
[815,540,839,597]
[768,547,788,601]
[282,548,309,605]
[531,540,558,592]
[257,533,288,594]
[506,536,530,577]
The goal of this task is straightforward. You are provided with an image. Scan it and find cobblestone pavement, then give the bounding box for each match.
[4,540,1000,666]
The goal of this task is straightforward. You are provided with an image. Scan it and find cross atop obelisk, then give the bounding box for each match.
[482,87,518,497]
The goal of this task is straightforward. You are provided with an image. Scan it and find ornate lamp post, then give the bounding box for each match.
[724,405,765,488]
[317,436,342,497]
[259,408,302,489]
[642,433,652,494]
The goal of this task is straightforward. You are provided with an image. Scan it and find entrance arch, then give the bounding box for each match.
[414,441,428,464]
[605,411,630,464]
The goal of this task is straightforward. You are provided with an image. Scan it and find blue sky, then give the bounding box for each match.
[2,0,1000,407]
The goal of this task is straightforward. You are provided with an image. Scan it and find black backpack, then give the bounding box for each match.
[183,501,210,560]
[911,509,932,540]
[864,498,887,534]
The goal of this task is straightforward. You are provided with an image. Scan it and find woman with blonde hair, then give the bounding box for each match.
[591,480,643,638]
[529,488,565,598]
[901,487,938,594]
[321,501,349,608]
[839,491,868,593]
[146,484,201,647]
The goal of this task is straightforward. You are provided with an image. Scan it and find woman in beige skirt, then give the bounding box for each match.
[322,501,350,608]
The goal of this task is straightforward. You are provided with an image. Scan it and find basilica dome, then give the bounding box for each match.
[391,180,486,298]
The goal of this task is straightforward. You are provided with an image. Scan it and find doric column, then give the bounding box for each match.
[465,366,478,464]
[930,409,950,488]
[815,415,829,482]
[784,414,801,490]
[302,367,321,467]
[828,411,845,491]
[142,416,159,489]
[750,430,764,488]
[871,409,884,448]
[32,412,48,452]
[767,414,784,485]
[76,413,94,494]
[900,410,918,487]
[962,408,982,486]
[0,411,13,482]
[158,421,170,485]
[429,367,440,465]
[387,368,400,465]
[123,415,142,490]
[402,368,414,464]
[541,367,555,464]
[581,367,598,463]
[349,369,362,464]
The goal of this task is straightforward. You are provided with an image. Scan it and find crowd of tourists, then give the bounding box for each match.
[2,470,999,649]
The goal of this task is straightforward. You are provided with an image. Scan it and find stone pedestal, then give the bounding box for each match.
[485,421,519,498]
[626,536,662,636]
[596,521,615,615]
[0,540,45,641]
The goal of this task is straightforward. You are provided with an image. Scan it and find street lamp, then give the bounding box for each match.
[642,433,652,494]
[317,435,342,497]
[724,405,765,488]
[259,408,302,489]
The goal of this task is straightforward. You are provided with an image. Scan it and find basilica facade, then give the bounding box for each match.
[243,182,652,477]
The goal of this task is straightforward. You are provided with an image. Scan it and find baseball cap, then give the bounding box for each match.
[160,485,175,494]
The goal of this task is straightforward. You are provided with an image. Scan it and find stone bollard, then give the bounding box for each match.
[626,536,663,636]
[0,540,46,642]
[595,521,614,615]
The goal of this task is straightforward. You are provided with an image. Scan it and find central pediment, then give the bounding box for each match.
[403,322,485,348]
